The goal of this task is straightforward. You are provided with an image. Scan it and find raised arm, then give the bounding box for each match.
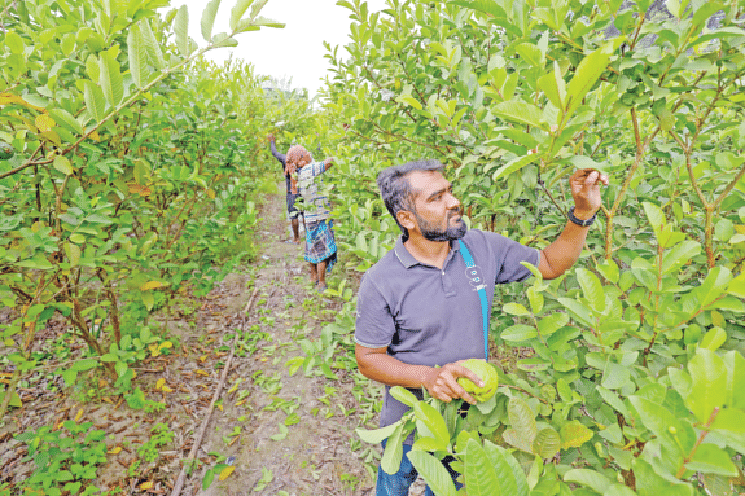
[267,135,285,166]
[538,168,609,279]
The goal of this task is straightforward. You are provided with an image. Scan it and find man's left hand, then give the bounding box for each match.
[570,168,609,218]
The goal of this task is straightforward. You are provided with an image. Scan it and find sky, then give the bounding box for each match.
[165,0,389,98]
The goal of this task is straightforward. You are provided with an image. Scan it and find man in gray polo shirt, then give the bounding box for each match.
[355,160,608,495]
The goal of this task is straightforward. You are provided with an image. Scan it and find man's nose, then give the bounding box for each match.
[447,194,460,209]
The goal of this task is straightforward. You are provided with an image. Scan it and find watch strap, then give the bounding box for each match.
[568,207,596,227]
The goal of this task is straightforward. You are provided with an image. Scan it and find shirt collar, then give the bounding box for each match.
[393,235,461,269]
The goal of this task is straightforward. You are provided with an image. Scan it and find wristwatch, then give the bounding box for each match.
[568,207,596,227]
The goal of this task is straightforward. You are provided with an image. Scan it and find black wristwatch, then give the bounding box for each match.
[567,207,596,227]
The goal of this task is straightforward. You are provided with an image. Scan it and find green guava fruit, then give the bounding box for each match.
[457,358,499,402]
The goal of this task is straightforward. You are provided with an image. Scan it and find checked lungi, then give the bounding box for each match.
[304,219,337,272]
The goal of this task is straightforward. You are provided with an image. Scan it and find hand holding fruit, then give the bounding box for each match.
[424,360,490,404]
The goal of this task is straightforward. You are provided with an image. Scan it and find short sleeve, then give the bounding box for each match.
[491,234,540,284]
[354,273,395,348]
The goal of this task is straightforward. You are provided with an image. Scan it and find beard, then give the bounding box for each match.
[416,209,467,241]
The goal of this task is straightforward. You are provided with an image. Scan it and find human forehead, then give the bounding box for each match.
[408,171,450,198]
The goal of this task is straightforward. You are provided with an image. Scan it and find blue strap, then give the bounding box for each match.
[458,240,489,359]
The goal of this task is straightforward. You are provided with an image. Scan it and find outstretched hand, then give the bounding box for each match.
[267,133,275,142]
[570,168,609,216]
[423,361,484,405]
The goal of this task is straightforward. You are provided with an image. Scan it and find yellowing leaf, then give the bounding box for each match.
[74,408,84,422]
[161,385,172,392]
[218,465,236,481]
[140,280,165,291]
[139,481,154,490]
[218,403,223,412]
[236,399,246,406]
[156,378,166,390]
[109,447,122,454]
[0,92,44,110]
[196,369,209,377]
[35,113,55,132]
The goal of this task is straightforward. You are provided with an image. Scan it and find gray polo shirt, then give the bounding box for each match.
[354,229,540,440]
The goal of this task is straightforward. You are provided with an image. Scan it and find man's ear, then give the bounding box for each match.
[396,210,416,231]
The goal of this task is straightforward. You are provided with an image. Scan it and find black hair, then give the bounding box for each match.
[376,159,444,241]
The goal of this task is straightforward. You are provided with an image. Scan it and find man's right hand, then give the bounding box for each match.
[423,361,484,405]
[267,133,275,142]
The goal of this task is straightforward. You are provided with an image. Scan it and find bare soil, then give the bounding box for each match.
[0,192,397,495]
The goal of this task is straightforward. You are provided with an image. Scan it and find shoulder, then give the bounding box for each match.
[462,229,520,248]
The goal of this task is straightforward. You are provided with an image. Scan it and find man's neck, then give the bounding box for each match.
[403,233,451,269]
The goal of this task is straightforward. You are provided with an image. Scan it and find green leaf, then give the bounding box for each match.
[201,0,222,41]
[493,100,544,129]
[140,19,165,70]
[0,390,22,408]
[99,50,123,108]
[53,155,73,176]
[576,268,605,313]
[381,421,405,475]
[693,267,732,309]
[413,401,450,448]
[686,444,738,476]
[408,451,457,496]
[724,351,745,410]
[596,259,619,284]
[501,325,536,343]
[537,61,566,110]
[687,348,727,423]
[86,54,100,83]
[634,458,694,496]
[390,386,418,407]
[564,469,610,493]
[503,302,530,316]
[602,362,630,390]
[484,440,529,496]
[71,359,98,372]
[536,312,568,338]
[128,23,148,88]
[395,95,422,110]
[565,40,619,119]
[464,438,501,495]
[643,202,666,242]
[84,81,107,122]
[230,0,255,31]
[661,240,700,275]
[174,5,190,56]
[48,108,83,135]
[64,241,81,267]
[532,428,560,458]
[503,397,536,453]
[492,154,538,181]
[5,30,25,54]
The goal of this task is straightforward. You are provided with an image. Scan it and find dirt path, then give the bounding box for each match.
[179,192,380,495]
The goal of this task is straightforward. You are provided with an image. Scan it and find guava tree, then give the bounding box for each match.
[325,0,745,494]
[0,0,292,419]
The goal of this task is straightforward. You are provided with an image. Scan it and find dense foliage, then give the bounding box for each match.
[324,0,745,494]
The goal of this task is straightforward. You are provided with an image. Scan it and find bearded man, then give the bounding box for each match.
[354,159,608,495]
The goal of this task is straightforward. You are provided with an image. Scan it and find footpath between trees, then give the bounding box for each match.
[1,191,400,495]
